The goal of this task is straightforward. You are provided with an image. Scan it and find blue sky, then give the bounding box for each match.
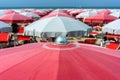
[0,0,119,7]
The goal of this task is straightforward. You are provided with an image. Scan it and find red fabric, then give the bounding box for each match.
[84,38,97,44]
[17,27,24,34]
[84,14,118,23]
[0,33,9,42]
[4,10,15,14]
[34,11,45,16]
[41,9,74,20]
[106,34,120,39]
[46,43,76,48]
[106,42,119,50]
[90,31,99,35]
[70,10,84,15]
[50,9,68,14]
[23,9,32,12]
[0,12,33,23]
[0,43,120,80]
[17,35,30,40]
[41,13,74,19]
[97,9,111,15]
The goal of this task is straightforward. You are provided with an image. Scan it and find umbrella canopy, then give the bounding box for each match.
[24,16,92,37]
[41,12,74,19]
[69,10,84,16]
[97,9,111,15]
[0,12,33,23]
[110,12,120,18]
[76,11,96,19]
[50,9,67,13]
[0,21,12,32]
[41,9,74,19]
[102,19,120,34]
[33,11,46,17]
[0,10,5,16]
[84,14,118,24]
[4,10,15,14]
[20,12,40,19]
[0,42,120,80]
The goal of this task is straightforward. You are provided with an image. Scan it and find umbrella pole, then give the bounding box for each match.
[13,33,18,46]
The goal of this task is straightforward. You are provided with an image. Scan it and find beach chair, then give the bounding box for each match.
[106,42,120,50]
[17,27,24,35]
[17,35,31,45]
[84,38,97,44]
[0,33,10,48]
[17,35,30,41]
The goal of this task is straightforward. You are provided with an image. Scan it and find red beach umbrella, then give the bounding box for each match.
[0,12,33,23]
[0,42,120,80]
[41,12,74,19]
[33,11,45,17]
[4,10,15,14]
[50,9,67,13]
[69,10,84,16]
[97,9,111,15]
[41,9,74,19]
[84,14,118,24]
[23,9,32,12]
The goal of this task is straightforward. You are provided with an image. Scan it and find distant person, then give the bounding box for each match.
[103,36,107,42]
[102,32,108,41]
[89,34,95,38]
[11,23,19,41]
[11,23,19,33]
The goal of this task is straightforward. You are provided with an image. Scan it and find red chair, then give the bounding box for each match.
[17,27,24,34]
[106,42,120,50]
[84,38,97,44]
[17,35,31,45]
[0,33,9,42]
[17,35,30,41]
[0,33,10,48]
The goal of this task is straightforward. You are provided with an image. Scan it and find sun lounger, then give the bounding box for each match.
[0,33,10,48]
[84,38,97,44]
[0,33,9,42]
[106,42,120,50]
[16,35,31,45]
[17,27,24,35]
[17,35,30,41]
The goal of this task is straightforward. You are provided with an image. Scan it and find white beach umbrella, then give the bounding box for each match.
[0,21,12,32]
[102,19,120,34]
[13,9,23,13]
[110,12,120,18]
[0,10,5,16]
[76,11,97,19]
[24,16,92,37]
[20,12,40,19]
